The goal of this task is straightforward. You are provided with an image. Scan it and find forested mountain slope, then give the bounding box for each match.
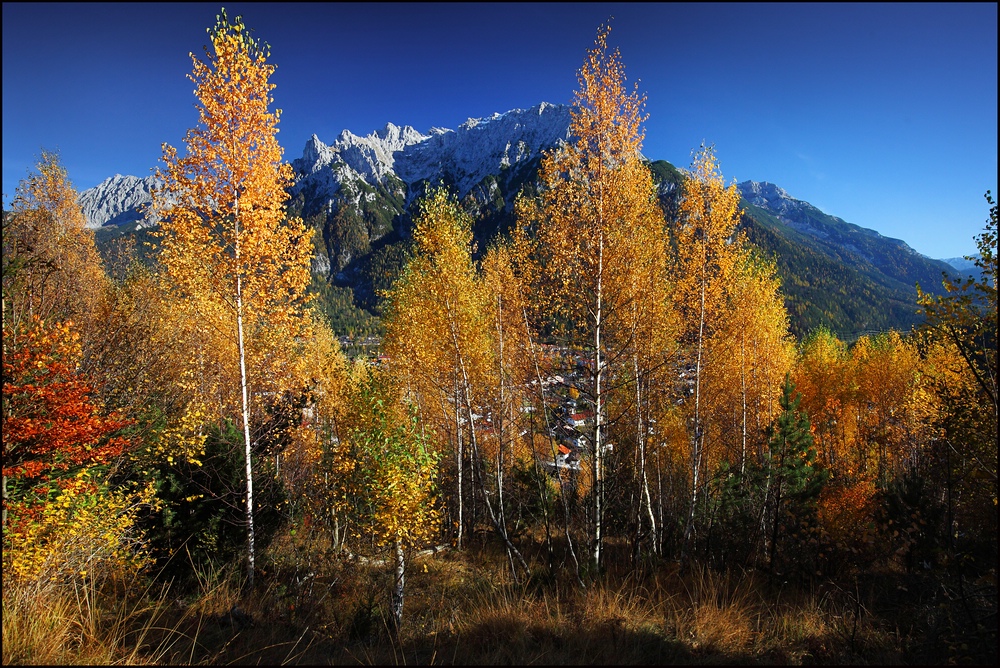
[81,106,957,339]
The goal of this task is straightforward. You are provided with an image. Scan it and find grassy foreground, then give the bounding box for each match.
[3,532,995,665]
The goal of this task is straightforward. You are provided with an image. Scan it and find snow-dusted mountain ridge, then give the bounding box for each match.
[290,102,572,209]
[78,173,160,229]
[74,103,965,338]
[737,180,918,254]
[79,102,572,228]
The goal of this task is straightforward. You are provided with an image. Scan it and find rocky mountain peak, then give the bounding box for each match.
[737,180,794,211]
[78,173,159,229]
[290,101,572,208]
[78,102,575,230]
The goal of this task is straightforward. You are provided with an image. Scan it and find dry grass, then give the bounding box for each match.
[2,573,177,665]
[666,565,755,656]
[3,536,993,664]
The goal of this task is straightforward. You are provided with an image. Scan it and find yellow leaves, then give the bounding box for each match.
[704,249,794,463]
[672,146,744,328]
[791,327,941,486]
[524,27,669,356]
[6,152,107,336]
[151,11,316,455]
[383,187,492,412]
[327,367,441,552]
[3,472,154,585]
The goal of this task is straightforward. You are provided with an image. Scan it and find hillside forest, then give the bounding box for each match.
[3,14,997,665]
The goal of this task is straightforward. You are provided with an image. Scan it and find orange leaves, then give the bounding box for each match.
[818,479,877,547]
[570,23,647,170]
[383,187,487,400]
[153,9,314,426]
[792,328,939,488]
[2,316,130,485]
[4,152,106,336]
[525,24,668,347]
[672,145,744,336]
[793,328,853,469]
[707,251,795,468]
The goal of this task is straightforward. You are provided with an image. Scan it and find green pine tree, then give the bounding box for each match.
[765,373,829,571]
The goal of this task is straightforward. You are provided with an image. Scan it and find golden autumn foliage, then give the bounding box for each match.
[2,315,130,485]
[850,331,935,484]
[817,477,878,555]
[330,362,440,551]
[2,151,106,338]
[2,13,997,665]
[708,251,795,473]
[282,313,349,527]
[517,23,675,568]
[153,9,314,421]
[381,188,528,560]
[83,265,212,467]
[3,470,154,585]
[383,187,489,415]
[478,241,536,508]
[794,329,937,488]
[792,327,854,471]
[2,315,151,587]
[671,145,746,555]
[152,8,316,584]
[671,145,745,337]
[380,188,484,546]
[521,25,668,348]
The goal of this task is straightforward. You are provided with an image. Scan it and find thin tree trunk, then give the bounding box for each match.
[454,371,463,550]
[235,193,256,592]
[592,230,605,572]
[495,293,511,570]
[446,299,529,578]
[741,329,748,477]
[682,230,709,565]
[390,538,405,635]
[633,351,657,557]
[656,448,664,554]
[524,306,583,587]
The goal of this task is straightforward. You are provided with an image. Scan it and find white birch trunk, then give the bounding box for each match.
[235,193,256,591]
[391,538,405,634]
[682,229,709,563]
[592,229,605,572]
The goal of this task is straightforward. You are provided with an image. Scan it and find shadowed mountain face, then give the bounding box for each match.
[80,103,956,340]
[732,181,957,339]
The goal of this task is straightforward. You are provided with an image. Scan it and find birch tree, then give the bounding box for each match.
[2,151,105,341]
[671,145,743,562]
[709,251,794,475]
[518,25,672,572]
[382,188,529,576]
[330,363,439,634]
[153,9,313,589]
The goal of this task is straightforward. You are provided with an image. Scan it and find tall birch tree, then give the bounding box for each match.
[518,25,671,572]
[671,145,743,562]
[382,188,530,575]
[153,9,313,589]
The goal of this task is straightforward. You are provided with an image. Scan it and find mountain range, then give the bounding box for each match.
[80,102,961,340]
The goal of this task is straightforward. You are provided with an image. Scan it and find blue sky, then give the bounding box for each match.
[3,2,996,259]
